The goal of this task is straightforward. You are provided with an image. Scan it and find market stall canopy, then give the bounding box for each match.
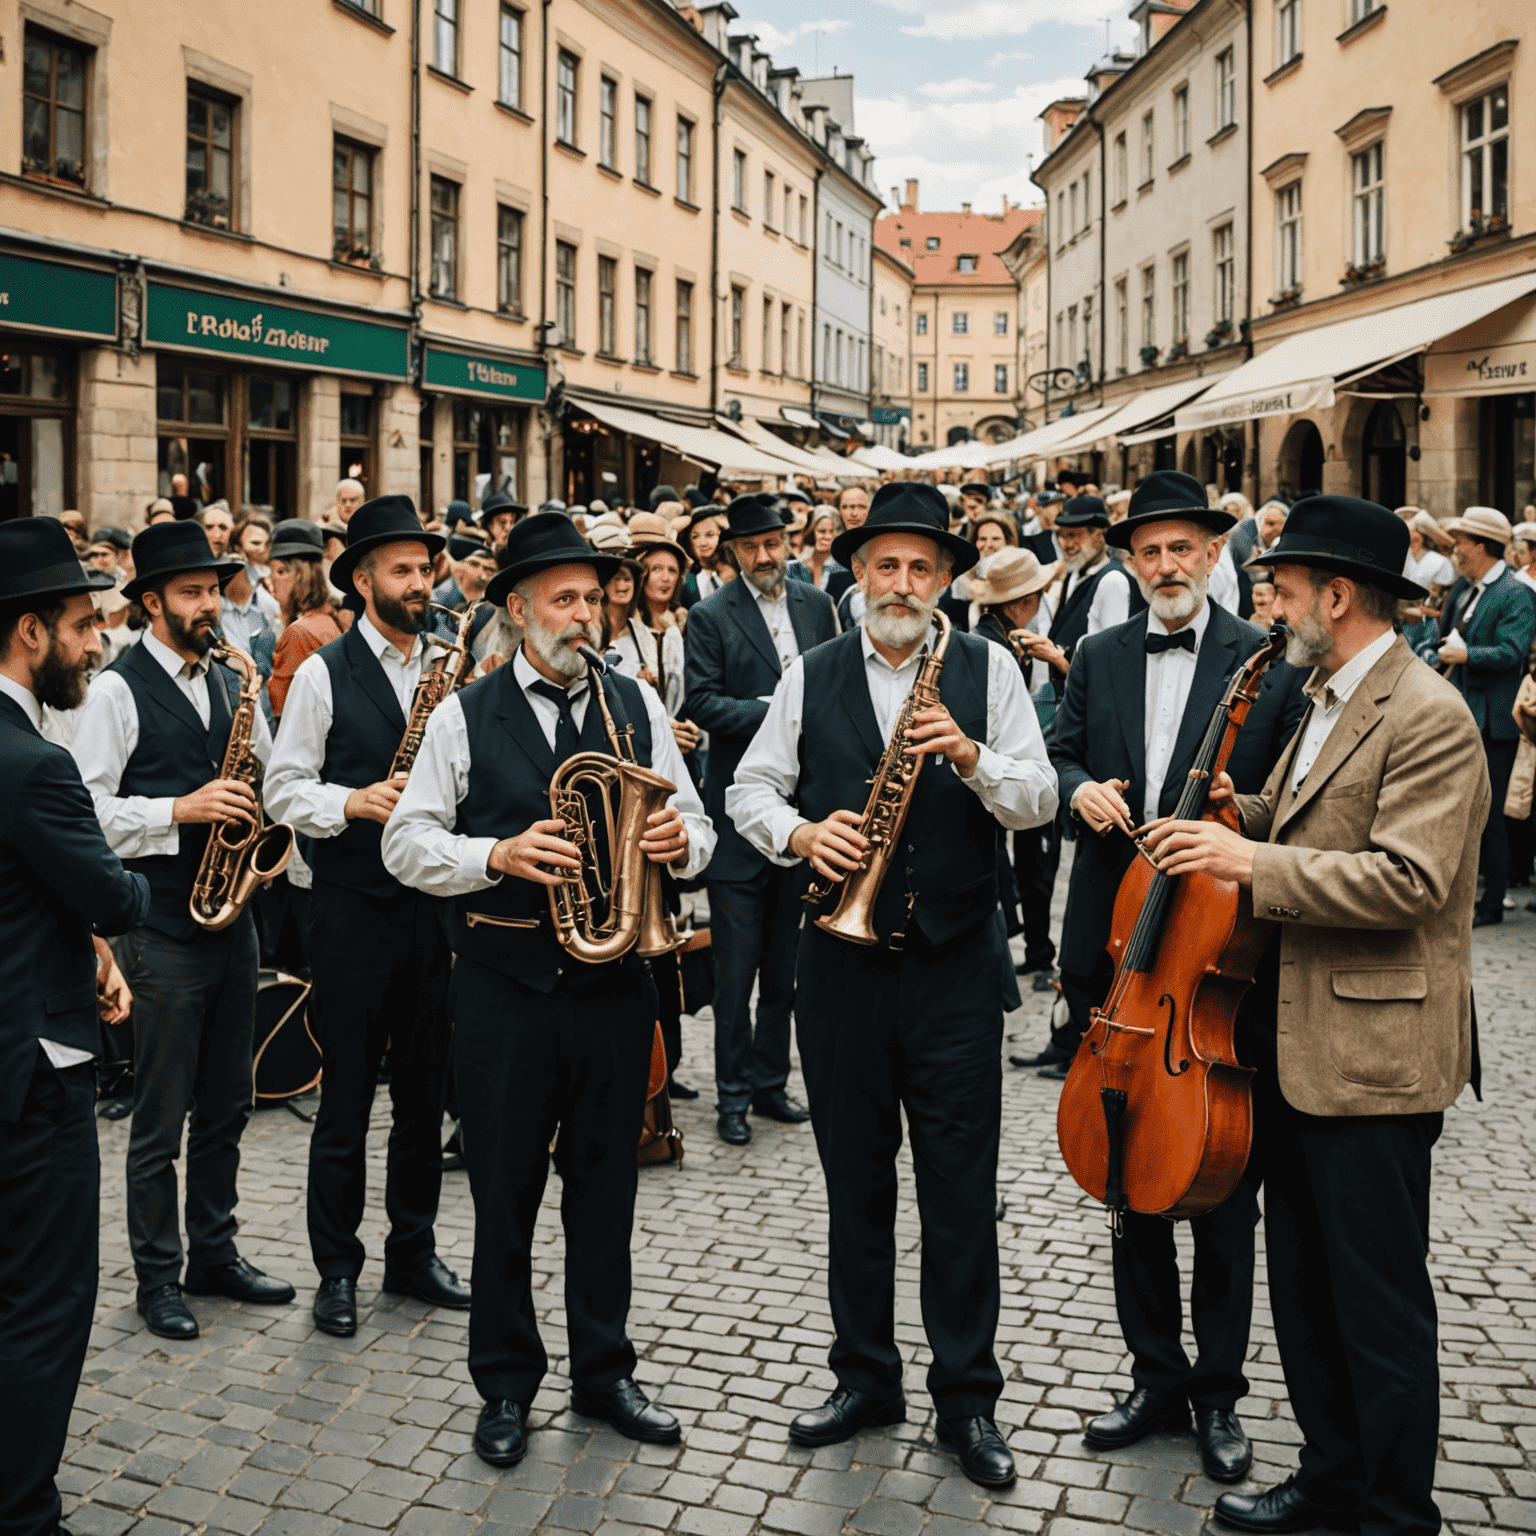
[1048,374,1237,453]
[1175,274,1536,433]
[717,415,842,478]
[780,406,821,430]
[851,443,912,472]
[571,398,800,479]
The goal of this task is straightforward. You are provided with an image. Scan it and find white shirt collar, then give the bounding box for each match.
[1304,627,1397,713]
[512,643,587,698]
[752,580,789,609]
[1146,598,1212,650]
[142,628,212,681]
[0,671,42,730]
[1478,561,1503,590]
[858,618,935,676]
[357,611,427,667]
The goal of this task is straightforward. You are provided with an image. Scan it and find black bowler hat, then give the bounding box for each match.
[959,482,993,502]
[0,517,115,603]
[1106,470,1236,550]
[718,492,787,542]
[484,512,622,606]
[831,481,980,574]
[443,499,475,529]
[1244,494,1424,600]
[479,490,526,524]
[123,520,242,602]
[329,495,445,596]
[1057,494,1110,531]
[1056,468,1089,490]
[268,519,326,562]
[447,532,489,561]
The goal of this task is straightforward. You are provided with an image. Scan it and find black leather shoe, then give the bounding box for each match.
[1010,1044,1071,1069]
[313,1277,357,1337]
[788,1387,907,1447]
[751,1089,811,1123]
[138,1284,199,1340]
[668,1075,700,1100]
[1196,1408,1253,1483]
[382,1254,471,1309]
[570,1378,680,1444]
[1215,1476,1359,1534]
[937,1416,1016,1489]
[1472,910,1503,928]
[183,1257,296,1305]
[1083,1387,1190,1448]
[1037,1063,1070,1081]
[717,1111,751,1145]
[1033,970,1060,993]
[474,1399,528,1467]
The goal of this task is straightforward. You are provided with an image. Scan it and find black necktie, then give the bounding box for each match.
[1145,629,1196,655]
[529,679,582,761]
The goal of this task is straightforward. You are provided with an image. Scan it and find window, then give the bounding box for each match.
[635,97,652,184]
[1068,305,1078,360]
[599,78,616,168]
[332,139,374,261]
[1173,86,1189,160]
[1214,223,1234,324]
[1216,49,1236,130]
[1083,293,1094,362]
[338,391,372,492]
[915,312,928,336]
[635,269,653,364]
[1056,192,1065,245]
[1171,251,1189,342]
[1141,264,1156,351]
[429,177,459,298]
[1069,182,1078,235]
[1350,0,1377,20]
[797,310,805,375]
[1277,0,1300,65]
[1113,133,1128,203]
[799,195,808,243]
[1115,277,1128,371]
[677,117,694,203]
[764,170,776,228]
[597,255,617,356]
[732,149,747,212]
[186,88,236,229]
[556,52,578,146]
[994,312,1009,336]
[823,325,831,380]
[1055,310,1065,364]
[762,297,773,370]
[926,235,940,250]
[994,364,1008,394]
[729,285,745,365]
[1461,88,1510,231]
[555,241,576,345]
[781,303,792,376]
[916,361,929,391]
[675,280,693,371]
[954,363,969,393]
[22,27,88,188]
[784,185,793,235]
[958,255,977,274]
[1352,143,1384,266]
[1081,170,1091,229]
[433,0,458,74]
[1276,181,1303,291]
[953,312,969,335]
[499,6,523,107]
[497,205,523,315]
[1141,111,1154,185]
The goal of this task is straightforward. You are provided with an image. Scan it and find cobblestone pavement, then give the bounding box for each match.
[61,883,1536,1536]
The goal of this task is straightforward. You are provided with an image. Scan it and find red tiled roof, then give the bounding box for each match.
[875,205,1040,287]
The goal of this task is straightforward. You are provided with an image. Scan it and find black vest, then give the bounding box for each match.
[796,627,997,946]
[450,662,654,992]
[110,641,237,941]
[308,624,411,899]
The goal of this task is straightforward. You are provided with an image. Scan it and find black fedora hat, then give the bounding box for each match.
[478,490,526,524]
[329,495,445,596]
[484,512,622,606]
[1106,470,1236,550]
[269,519,326,562]
[1057,494,1110,530]
[831,482,979,574]
[959,482,994,501]
[123,521,242,602]
[718,492,787,542]
[0,517,115,604]
[1244,494,1424,600]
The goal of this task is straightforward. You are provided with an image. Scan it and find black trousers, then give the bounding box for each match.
[452,956,654,1406]
[122,918,258,1295]
[707,864,799,1113]
[0,1052,97,1536]
[306,880,452,1280]
[795,920,1006,1420]
[1476,734,1519,917]
[1012,818,1062,971]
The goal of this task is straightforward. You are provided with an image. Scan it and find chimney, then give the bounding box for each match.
[903,178,918,211]
[961,201,971,214]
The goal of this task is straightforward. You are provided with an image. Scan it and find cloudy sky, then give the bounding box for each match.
[735,0,1138,214]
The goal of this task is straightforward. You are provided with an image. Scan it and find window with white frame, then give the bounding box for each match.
[1081,170,1091,229]
[1173,86,1189,160]
[1115,278,1128,371]
[1141,265,1156,351]
[994,364,1009,394]
[433,0,458,74]
[556,52,577,146]
[1055,310,1065,363]
[677,116,694,203]
[1114,133,1128,203]
[1214,222,1234,324]
[599,77,616,169]
[954,362,969,392]
[1069,180,1079,235]
[953,312,969,335]
[1171,251,1189,342]
[1216,49,1235,129]
[1276,181,1303,291]
[1056,192,1066,246]
[916,312,928,335]
[764,169,776,228]
[1068,305,1078,361]
[1083,293,1094,358]
[1277,0,1300,65]
[1141,111,1155,185]
[1349,0,1378,21]
[498,5,522,108]
[916,361,928,392]
[1461,87,1509,230]
[994,311,1009,336]
[635,96,652,184]
[1352,142,1384,266]
[732,149,747,212]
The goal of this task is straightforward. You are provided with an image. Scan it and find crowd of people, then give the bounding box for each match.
[2,457,1533,1536]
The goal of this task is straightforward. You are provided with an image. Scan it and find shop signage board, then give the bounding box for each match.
[1425,339,1536,397]
[0,250,117,339]
[422,344,546,402]
[871,406,911,424]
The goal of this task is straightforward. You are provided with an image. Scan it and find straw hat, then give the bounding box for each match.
[1399,509,1454,551]
[584,518,632,555]
[1443,506,1513,545]
[626,511,689,558]
[966,547,1060,606]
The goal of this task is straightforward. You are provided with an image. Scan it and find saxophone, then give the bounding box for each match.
[390,602,485,777]
[189,643,296,931]
[803,608,952,945]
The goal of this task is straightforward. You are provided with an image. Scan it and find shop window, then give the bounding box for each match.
[157,364,229,504]
[497,205,524,316]
[248,376,297,514]
[1461,87,1509,234]
[333,139,376,265]
[556,242,577,347]
[430,177,459,300]
[499,6,522,107]
[1361,401,1405,509]
[22,26,89,190]
[1480,393,1535,516]
[0,343,73,520]
[339,391,373,491]
[597,256,617,357]
[186,87,237,230]
[452,402,521,506]
[418,398,435,516]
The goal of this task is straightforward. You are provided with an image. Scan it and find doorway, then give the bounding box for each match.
[1361,402,1406,509]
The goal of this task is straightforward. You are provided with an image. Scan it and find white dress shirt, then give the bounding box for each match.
[1517,566,1536,595]
[0,673,95,1068]
[726,622,1058,864]
[1289,626,1398,794]
[753,584,801,667]
[1140,601,1212,827]
[1061,554,1132,637]
[381,645,715,896]
[71,629,273,857]
[264,615,435,840]
[1404,548,1455,590]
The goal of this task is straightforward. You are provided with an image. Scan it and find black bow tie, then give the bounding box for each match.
[1145,629,1196,655]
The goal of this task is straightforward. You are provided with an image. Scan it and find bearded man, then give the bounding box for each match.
[682,493,838,1145]
[1046,471,1306,1483]
[728,482,1058,1489]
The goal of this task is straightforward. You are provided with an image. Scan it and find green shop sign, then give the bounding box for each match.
[871,406,910,425]
[423,344,546,402]
[0,250,117,339]
[147,282,409,378]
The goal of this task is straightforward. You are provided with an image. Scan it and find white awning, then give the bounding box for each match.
[852,443,911,472]
[571,398,799,478]
[779,406,820,430]
[1424,292,1536,398]
[717,415,837,477]
[1049,375,1235,455]
[1175,274,1536,432]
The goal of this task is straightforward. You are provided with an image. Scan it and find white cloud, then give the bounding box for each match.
[801,17,852,34]
[918,78,997,102]
[988,51,1034,67]
[868,0,1108,41]
[735,16,851,49]
[746,19,798,49]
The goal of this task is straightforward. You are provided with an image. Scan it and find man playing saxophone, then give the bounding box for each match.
[381,513,714,1470]
[265,496,470,1339]
[727,483,1058,1489]
[71,521,295,1342]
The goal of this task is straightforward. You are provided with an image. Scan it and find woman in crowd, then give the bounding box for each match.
[627,512,690,721]
[267,521,343,719]
[681,506,732,607]
[232,513,274,581]
[787,507,848,591]
[971,510,1019,560]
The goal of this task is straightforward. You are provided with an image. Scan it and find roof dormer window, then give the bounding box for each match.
[926,236,940,249]
[957,254,977,273]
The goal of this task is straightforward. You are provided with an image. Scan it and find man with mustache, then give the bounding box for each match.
[683,494,838,1145]
[382,513,714,1469]
[1046,470,1306,1483]
[71,521,294,1342]
[728,482,1058,1489]
[265,497,470,1339]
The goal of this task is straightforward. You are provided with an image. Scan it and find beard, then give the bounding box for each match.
[525,610,601,680]
[375,588,429,635]
[864,589,938,650]
[743,557,787,599]
[33,631,92,711]
[168,606,217,657]
[1285,590,1333,669]
[1136,568,1207,626]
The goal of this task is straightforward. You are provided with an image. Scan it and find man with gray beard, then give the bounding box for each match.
[1047,471,1306,1485]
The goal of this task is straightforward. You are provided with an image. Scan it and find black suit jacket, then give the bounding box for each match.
[0,692,149,1120]
[683,574,838,882]
[1047,605,1308,978]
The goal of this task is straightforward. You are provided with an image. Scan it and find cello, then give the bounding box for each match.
[1056,622,1290,1230]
